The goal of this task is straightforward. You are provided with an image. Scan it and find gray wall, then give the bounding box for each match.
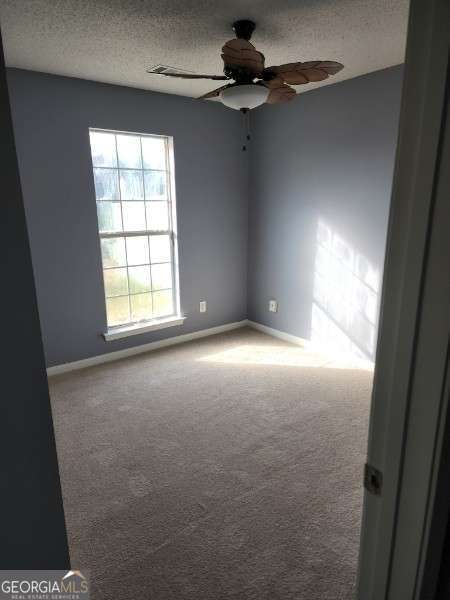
[8,66,402,367]
[248,66,403,360]
[7,69,248,367]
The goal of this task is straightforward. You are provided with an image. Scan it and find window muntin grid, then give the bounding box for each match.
[89,129,178,329]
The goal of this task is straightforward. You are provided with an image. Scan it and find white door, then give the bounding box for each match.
[356,0,450,597]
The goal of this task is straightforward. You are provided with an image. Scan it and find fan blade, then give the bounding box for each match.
[197,84,230,100]
[264,81,296,104]
[222,39,264,75]
[147,70,228,81]
[315,61,344,75]
[263,60,344,85]
[264,77,286,89]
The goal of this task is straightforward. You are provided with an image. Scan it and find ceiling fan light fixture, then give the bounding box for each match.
[220,84,269,110]
[147,20,344,110]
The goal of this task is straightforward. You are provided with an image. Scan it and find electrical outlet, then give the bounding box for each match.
[199,300,207,313]
[269,299,278,313]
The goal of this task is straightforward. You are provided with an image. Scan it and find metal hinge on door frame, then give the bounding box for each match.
[364,462,383,496]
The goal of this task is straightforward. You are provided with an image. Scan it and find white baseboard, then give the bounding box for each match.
[247,319,375,369]
[247,320,307,347]
[47,318,373,377]
[47,320,249,376]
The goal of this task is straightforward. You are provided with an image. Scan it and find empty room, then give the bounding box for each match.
[1,0,429,598]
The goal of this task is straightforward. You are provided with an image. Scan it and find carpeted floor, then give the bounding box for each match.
[49,327,372,600]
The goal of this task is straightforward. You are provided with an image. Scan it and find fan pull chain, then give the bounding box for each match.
[241,108,250,151]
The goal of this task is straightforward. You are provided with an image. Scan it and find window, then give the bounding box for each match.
[89,129,180,335]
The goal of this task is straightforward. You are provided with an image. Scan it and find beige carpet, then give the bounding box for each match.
[49,327,372,600]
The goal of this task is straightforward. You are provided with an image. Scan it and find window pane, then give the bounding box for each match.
[97,202,122,233]
[90,130,177,330]
[144,171,167,200]
[153,289,173,317]
[90,131,117,167]
[104,268,128,297]
[119,170,143,200]
[126,235,149,266]
[122,202,146,231]
[151,263,172,290]
[149,234,171,263]
[106,296,130,326]
[146,201,169,231]
[128,265,151,294]
[130,293,152,322]
[94,168,119,200]
[101,237,126,268]
[142,137,166,170]
[117,135,142,169]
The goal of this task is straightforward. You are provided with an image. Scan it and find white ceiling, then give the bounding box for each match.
[0,0,409,99]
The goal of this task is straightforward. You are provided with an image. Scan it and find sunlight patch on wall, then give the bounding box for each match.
[312,220,381,360]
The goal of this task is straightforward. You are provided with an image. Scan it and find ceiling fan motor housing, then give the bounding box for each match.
[223,65,258,84]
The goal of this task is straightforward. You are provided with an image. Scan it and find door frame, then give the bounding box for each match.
[356,0,450,598]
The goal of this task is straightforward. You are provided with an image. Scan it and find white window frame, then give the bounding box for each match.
[89,128,183,340]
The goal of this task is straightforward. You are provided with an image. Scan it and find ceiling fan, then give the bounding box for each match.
[147,19,344,112]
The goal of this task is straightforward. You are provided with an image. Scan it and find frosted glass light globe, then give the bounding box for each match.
[220,84,269,110]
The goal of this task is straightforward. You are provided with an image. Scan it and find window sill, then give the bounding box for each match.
[103,316,186,341]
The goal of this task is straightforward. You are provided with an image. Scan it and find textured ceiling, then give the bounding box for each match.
[0,0,409,99]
